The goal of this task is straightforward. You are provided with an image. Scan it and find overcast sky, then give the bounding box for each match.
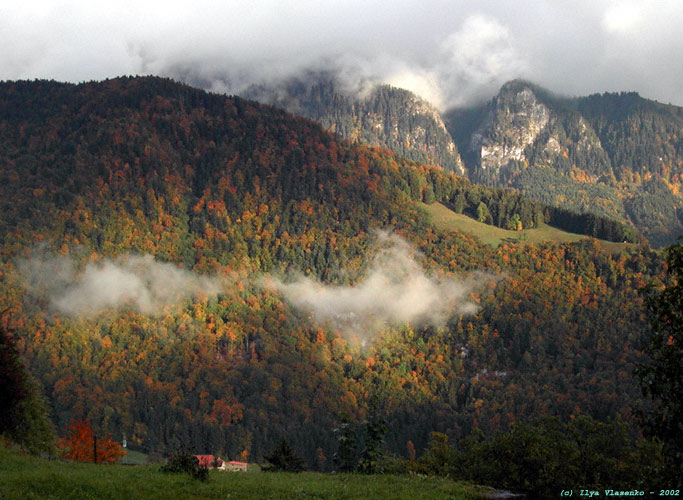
[2,0,682,109]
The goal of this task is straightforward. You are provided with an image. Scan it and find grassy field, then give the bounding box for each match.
[0,444,487,500]
[119,449,148,465]
[420,202,636,252]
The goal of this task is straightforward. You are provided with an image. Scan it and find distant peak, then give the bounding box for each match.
[499,79,537,94]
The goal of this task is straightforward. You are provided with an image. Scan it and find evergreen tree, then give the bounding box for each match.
[0,323,56,455]
[453,192,466,213]
[263,438,306,472]
[476,202,491,223]
[423,185,436,205]
[358,401,387,474]
[333,413,359,472]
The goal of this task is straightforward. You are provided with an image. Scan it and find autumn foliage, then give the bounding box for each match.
[58,419,125,463]
[0,77,670,467]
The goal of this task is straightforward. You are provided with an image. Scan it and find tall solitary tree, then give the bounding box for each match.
[476,202,491,223]
[333,412,358,472]
[358,402,387,474]
[58,419,125,464]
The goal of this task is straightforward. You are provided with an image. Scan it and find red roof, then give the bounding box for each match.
[228,461,247,466]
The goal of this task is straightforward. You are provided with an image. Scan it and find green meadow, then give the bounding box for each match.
[420,201,637,252]
[0,445,488,500]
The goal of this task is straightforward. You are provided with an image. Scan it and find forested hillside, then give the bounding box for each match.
[0,77,666,471]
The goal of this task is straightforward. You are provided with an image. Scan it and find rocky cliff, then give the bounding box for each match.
[245,74,466,176]
[445,80,683,246]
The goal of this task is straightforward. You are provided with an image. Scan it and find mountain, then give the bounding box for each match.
[448,81,613,185]
[246,75,682,247]
[0,77,662,468]
[244,72,466,176]
[445,80,683,247]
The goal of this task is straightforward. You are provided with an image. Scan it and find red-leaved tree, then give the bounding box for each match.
[58,419,125,463]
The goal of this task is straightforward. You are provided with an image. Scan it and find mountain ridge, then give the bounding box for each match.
[449,81,683,247]
[243,73,467,175]
[244,75,682,246]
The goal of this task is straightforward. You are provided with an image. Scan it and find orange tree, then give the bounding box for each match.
[58,419,125,463]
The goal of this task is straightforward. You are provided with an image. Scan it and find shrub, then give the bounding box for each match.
[160,451,209,481]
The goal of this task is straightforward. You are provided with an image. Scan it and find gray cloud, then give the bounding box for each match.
[1,1,682,108]
[18,250,221,317]
[267,232,482,340]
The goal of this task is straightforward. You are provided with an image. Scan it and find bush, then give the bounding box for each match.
[160,451,209,481]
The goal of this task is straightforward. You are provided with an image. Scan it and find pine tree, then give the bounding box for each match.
[333,413,358,472]
[358,405,387,474]
[263,438,306,472]
[477,202,491,223]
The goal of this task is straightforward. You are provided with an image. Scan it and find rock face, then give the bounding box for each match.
[467,80,613,186]
[446,80,683,247]
[471,81,552,184]
[244,74,466,176]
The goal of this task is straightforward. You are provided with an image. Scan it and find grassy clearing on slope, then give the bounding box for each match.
[0,444,486,500]
[420,202,636,252]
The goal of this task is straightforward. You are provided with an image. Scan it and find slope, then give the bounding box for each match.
[0,443,486,500]
[243,73,682,247]
[0,76,663,468]
[420,201,636,252]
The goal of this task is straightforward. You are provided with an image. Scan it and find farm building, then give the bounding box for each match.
[194,455,248,472]
[221,461,248,472]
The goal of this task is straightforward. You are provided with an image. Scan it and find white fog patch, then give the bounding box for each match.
[268,232,481,338]
[200,14,530,110]
[434,14,531,107]
[602,2,642,34]
[384,66,445,110]
[18,251,221,317]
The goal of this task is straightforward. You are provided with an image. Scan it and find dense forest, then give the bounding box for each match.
[0,77,679,495]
